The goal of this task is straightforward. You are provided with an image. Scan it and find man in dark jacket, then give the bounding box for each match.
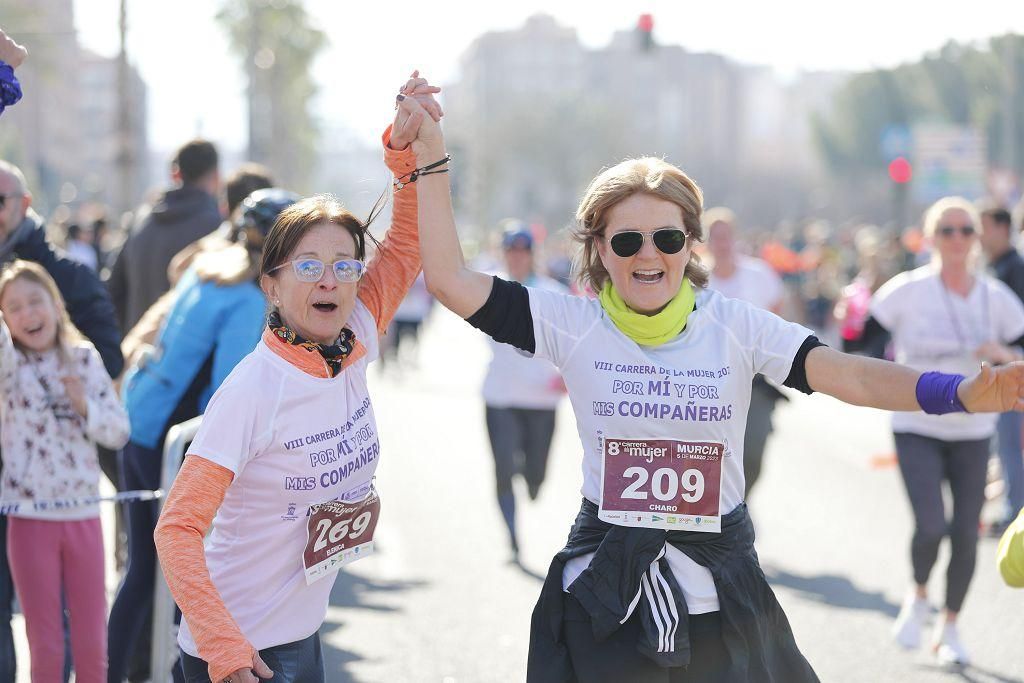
[0,161,123,375]
[0,159,125,683]
[107,139,221,331]
[981,204,1024,534]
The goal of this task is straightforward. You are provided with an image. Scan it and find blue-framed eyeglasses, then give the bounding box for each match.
[270,258,366,283]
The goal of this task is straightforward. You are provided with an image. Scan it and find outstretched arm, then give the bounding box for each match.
[806,345,1024,414]
[406,98,494,319]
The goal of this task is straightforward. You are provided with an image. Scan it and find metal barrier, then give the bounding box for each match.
[152,415,204,683]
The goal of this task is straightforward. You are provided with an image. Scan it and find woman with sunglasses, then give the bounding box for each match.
[846,196,1024,666]
[153,76,442,683]
[404,98,1024,681]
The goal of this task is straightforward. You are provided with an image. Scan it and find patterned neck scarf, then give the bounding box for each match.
[267,310,355,378]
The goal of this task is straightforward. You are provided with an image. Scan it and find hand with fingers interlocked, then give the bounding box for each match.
[390,69,443,152]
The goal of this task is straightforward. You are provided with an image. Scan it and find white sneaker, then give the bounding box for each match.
[933,621,970,667]
[892,594,931,649]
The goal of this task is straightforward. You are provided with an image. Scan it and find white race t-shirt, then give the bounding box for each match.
[482,274,568,410]
[708,256,784,312]
[178,301,384,655]
[392,273,432,323]
[527,286,812,613]
[870,265,1024,441]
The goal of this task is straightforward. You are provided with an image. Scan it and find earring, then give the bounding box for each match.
[274,299,281,306]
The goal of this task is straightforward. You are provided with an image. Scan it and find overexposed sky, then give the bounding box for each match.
[72,0,1024,154]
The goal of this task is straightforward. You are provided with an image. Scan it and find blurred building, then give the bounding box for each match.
[0,0,149,217]
[443,15,588,235]
[80,49,150,212]
[737,67,846,220]
[444,13,849,235]
[0,0,84,214]
[590,30,743,204]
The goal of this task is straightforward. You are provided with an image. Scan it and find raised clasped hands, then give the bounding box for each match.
[390,70,442,153]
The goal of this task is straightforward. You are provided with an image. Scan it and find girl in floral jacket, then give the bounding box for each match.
[0,259,128,682]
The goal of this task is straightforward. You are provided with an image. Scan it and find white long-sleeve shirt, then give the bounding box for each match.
[0,320,129,520]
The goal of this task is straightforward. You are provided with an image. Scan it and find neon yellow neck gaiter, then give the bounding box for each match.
[598,280,696,346]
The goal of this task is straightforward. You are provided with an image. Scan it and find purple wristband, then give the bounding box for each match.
[0,62,22,116]
[915,371,967,415]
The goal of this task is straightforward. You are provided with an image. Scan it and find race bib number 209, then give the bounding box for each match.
[599,438,723,532]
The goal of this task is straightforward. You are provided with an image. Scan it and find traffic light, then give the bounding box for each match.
[637,14,654,52]
[888,156,912,184]
[888,156,912,229]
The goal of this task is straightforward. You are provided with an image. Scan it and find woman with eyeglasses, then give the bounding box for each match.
[109,188,300,683]
[846,196,1024,667]
[152,75,442,683]
[403,96,1024,681]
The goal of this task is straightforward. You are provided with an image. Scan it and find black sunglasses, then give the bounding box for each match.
[607,228,687,258]
[937,224,975,238]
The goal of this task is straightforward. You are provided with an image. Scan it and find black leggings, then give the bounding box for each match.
[742,378,781,497]
[893,432,989,613]
[562,594,730,683]
[485,406,556,497]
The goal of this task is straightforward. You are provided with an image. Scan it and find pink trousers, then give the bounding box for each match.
[7,517,106,683]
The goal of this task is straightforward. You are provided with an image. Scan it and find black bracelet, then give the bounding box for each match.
[395,154,451,190]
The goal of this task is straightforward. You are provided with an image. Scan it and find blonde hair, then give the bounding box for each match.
[0,260,84,364]
[922,196,980,239]
[701,206,738,235]
[922,196,982,268]
[573,157,709,292]
[194,242,258,286]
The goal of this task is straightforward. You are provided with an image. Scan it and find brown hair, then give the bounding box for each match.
[0,260,84,365]
[259,194,384,287]
[572,157,709,292]
[225,163,274,217]
[172,139,219,185]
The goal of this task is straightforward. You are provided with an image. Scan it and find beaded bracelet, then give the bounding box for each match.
[394,154,451,190]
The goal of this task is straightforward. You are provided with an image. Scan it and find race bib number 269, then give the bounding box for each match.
[302,488,380,585]
[599,438,723,532]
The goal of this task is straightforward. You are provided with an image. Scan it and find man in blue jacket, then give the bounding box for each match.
[981,204,1024,535]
